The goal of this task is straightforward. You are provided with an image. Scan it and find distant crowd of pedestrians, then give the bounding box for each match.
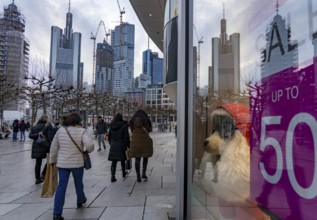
[1,119,30,140]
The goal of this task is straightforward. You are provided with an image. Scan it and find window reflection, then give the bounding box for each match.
[191,0,316,219]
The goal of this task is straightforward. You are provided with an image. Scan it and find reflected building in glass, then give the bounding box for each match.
[209,12,240,96]
[260,9,298,78]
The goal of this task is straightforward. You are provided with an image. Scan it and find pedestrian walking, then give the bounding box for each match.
[129,109,153,182]
[26,121,30,131]
[49,112,94,220]
[108,113,129,182]
[19,119,26,141]
[95,116,107,151]
[29,115,51,184]
[12,119,19,141]
[41,119,60,179]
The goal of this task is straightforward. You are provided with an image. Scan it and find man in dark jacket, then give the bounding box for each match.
[19,120,27,141]
[12,119,19,141]
[95,116,107,151]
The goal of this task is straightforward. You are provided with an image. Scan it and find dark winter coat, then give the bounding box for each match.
[95,120,107,134]
[108,122,129,161]
[129,117,153,158]
[19,121,26,132]
[29,122,48,159]
[43,123,59,145]
[12,121,19,132]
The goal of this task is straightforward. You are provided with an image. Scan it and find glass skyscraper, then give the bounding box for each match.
[111,23,135,96]
[142,49,164,85]
[49,5,83,89]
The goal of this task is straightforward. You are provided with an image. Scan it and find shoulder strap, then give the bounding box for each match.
[65,127,84,156]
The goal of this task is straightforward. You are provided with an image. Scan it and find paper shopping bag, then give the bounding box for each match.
[41,163,58,198]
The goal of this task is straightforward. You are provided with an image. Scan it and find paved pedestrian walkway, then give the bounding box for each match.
[0,129,176,220]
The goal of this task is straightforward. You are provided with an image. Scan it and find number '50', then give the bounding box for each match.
[260,113,317,199]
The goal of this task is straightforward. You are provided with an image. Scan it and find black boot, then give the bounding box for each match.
[135,158,141,182]
[142,170,148,180]
[111,166,117,182]
[136,173,141,182]
[142,160,148,180]
[122,166,128,178]
[53,214,64,220]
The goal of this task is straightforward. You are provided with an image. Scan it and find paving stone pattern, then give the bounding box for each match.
[0,129,176,220]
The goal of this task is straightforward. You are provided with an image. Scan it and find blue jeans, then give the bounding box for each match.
[97,134,106,148]
[13,131,18,140]
[53,167,86,215]
[20,131,25,140]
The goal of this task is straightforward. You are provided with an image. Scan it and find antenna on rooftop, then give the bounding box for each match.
[276,0,279,14]
[69,0,71,12]
[223,2,225,18]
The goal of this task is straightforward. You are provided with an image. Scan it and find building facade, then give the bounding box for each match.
[95,39,114,94]
[0,2,29,111]
[111,23,134,96]
[49,6,83,89]
[137,73,151,89]
[0,2,29,87]
[145,84,175,123]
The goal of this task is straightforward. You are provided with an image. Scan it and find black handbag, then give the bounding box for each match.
[65,128,92,170]
[37,134,50,152]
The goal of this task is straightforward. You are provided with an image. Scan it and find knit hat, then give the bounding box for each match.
[219,103,250,143]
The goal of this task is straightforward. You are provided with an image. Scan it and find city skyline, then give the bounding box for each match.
[1,0,313,89]
[1,0,162,86]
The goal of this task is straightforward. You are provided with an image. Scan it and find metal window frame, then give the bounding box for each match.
[176,0,193,219]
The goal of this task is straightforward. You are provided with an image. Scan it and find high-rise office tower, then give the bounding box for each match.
[142,49,163,85]
[95,39,114,94]
[49,3,83,89]
[111,23,134,96]
[0,1,29,87]
[209,11,240,96]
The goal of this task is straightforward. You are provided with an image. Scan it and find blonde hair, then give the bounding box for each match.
[35,114,50,125]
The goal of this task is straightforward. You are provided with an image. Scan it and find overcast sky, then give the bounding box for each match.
[2,0,162,85]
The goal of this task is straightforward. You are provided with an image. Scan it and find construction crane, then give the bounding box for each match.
[90,20,108,88]
[117,0,125,60]
[194,24,203,89]
[105,29,111,43]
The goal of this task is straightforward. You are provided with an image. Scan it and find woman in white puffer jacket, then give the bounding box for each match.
[49,112,94,220]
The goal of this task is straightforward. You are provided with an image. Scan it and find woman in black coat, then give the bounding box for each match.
[29,115,50,184]
[108,113,130,182]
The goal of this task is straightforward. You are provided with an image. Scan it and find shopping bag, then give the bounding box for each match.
[41,163,58,198]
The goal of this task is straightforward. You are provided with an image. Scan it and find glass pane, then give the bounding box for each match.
[191,1,315,219]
